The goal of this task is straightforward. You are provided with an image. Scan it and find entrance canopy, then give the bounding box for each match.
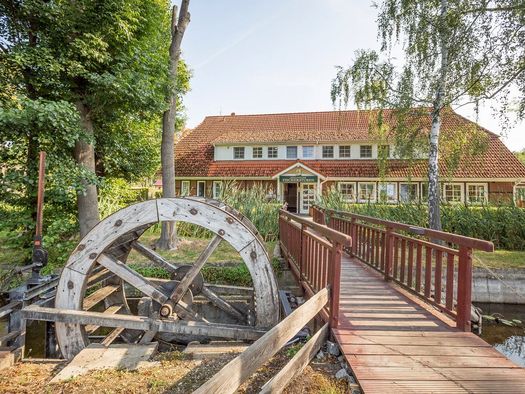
[272,162,325,182]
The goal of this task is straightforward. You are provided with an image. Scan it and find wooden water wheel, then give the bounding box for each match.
[53,198,280,359]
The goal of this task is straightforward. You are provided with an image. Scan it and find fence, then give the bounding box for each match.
[310,206,494,331]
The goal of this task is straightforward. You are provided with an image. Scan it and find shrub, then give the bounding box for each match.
[318,187,525,250]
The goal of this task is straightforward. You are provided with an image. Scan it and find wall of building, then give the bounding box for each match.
[488,182,514,204]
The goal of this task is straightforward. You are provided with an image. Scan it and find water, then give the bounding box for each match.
[476,303,525,367]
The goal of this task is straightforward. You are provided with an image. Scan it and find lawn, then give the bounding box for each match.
[473,250,525,270]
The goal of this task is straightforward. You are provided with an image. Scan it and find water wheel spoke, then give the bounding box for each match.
[200,286,247,323]
[169,235,222,304]
[98,253,170,305]
[131,241,178,273]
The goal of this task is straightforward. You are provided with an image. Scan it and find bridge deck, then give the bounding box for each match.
[333,254,525,393]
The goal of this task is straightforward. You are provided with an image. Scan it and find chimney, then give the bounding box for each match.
[230,112,235,116]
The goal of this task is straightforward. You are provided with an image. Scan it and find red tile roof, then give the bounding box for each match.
[175,109,525,180]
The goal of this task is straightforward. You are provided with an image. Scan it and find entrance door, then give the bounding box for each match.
[300,183,316,214]
[284,183,298,213]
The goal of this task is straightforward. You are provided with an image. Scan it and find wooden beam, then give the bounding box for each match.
[260,323,329,394]
[193,287,329,394]
[200,287,246,323]
[85,304,124,334]
[101,327,125,346]
[170,235,221,304]
[83,285,119,310]
[131,241,178,272]
[22,305,266,341]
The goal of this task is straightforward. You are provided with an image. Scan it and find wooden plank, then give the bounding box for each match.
[358,380,467,393]
[22,305,266,341]
[344,354,517,368]
[83,285,119,310]
[0,331,20,346]
[334,334,490,347]
[340,344,501,357]
[85,304,125,334]
[101,327,125,346]
[193,287,329,394]
[260,323,329,394]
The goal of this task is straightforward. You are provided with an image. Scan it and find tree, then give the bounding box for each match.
[332,0,525,230]
[157,0,191,250]
[1,0,184,245]
[516,149,525,165]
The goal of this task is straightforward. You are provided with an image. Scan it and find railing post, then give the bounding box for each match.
[456,245,473,332]
[330,242,342,328]
[299,223,305,281]
[350,218,357,257]
[384,226,393,281]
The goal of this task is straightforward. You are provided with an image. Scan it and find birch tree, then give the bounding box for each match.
[332,0,525,230]
[157,0,191,250]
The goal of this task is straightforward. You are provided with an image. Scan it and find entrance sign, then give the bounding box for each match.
[280,175,317,183]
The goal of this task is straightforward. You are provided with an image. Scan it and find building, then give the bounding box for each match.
[174,109,525,213]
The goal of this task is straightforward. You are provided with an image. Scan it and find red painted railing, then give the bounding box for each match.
[311,206,494,332]
[279,209,351,328]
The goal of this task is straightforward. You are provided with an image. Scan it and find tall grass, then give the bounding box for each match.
[177,182,281,241]
[318,187,525,250]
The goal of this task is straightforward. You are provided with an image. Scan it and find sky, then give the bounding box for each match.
[179,0,525,152]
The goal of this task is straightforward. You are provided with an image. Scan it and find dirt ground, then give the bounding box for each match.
[0,348,349,394]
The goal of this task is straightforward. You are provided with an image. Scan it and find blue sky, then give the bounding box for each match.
[180,0,524,151]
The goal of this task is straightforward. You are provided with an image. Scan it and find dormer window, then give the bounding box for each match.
[360,145,372,158]
[286,146,298,159]
[322,146,334,158]
[233,147,245,159]
[339,145,351,158]
[268,146,278,158]
[252,147,263,159]
[302,146,314,158]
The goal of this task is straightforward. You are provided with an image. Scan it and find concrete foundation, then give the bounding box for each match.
[473,268,525,304]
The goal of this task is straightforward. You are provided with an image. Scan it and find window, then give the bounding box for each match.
[421,183,429,202]
[339,145,351,158]
[286,146,298,159]
[302,146,314,159]
[181,181,190,196]
[338,182,356,202]
[400,183,419,203]
[358,182,376,202]
[360,145,372,158]
[378,145,390,158]
[267,146,278,158]
[197,181,205,197]
[467,183,487,204]
[213,181,222,199]
[322,146,334,158]
[516,186,525,208]
[443,183,463,203]
[252,147,263,159]
[378,183,397,203]
[233,147,245,159]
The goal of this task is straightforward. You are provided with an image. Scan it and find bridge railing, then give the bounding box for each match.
[310,205,494,332]
[278,209,351,328]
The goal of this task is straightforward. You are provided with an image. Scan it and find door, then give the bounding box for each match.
[284,183,298,213]
[300,183,316,214]
[197,181,205,197]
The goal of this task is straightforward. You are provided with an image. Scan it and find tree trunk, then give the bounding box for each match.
[157,1,191,250]
[74,101,100,238]
[427,0,449,232]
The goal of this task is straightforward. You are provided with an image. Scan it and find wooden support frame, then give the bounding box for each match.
[193,287,329,394]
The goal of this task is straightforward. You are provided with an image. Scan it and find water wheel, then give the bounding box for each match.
[54,198,279,359]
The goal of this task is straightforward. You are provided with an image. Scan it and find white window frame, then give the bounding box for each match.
[302,146,314,159]
[267,146,278,159]
[466,183,488,205]
[360,145,373,158]
[338,182,356,202]
[358,182,377,203]
[399,183,419,203]
[213,181,222,199]
[443,183,464,203]
[322,145,334,159]
[181,180,190,196]
[252,146,263,159]
[233,146,245,159]
[339,145,351,158]
[286,146,298,159]
[197,181,206,197]
[378,182,397,203]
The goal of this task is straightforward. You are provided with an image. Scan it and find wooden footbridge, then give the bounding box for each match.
[279,206,525,393]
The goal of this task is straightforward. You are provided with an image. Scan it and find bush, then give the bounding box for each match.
[318,187,525,250]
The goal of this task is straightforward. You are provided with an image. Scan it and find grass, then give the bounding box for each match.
[474,250,525,270]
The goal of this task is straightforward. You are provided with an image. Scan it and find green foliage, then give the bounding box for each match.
[515,150,525,165]
[318,188,525,251]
